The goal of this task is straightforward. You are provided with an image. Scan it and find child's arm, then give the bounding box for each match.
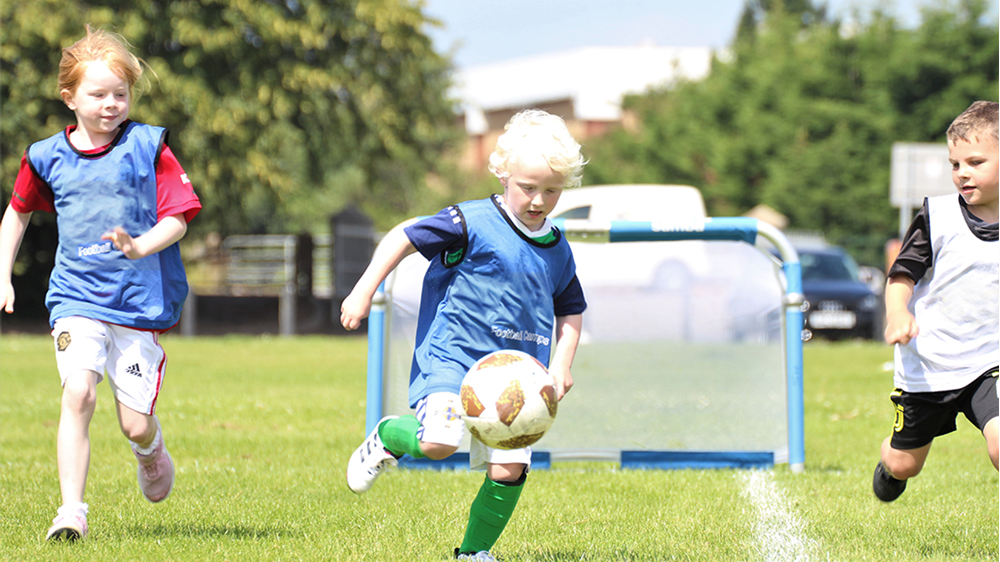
[102,214,188,260]
[340,218,419,331]
[883,273,918,345]
[549,313,582,400]
[0,204,32,313]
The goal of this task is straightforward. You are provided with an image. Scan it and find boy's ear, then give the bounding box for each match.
[60,89,76,110]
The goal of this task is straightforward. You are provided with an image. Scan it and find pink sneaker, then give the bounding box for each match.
[134,435,174,503]
[46,510,88,541]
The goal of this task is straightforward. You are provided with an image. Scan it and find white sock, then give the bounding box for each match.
[132,427,162,456]
[58,502,88,518]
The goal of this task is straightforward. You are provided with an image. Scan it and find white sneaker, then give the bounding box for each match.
[455,550,496,561]
[346,416,398,494]
[46,506,88,541]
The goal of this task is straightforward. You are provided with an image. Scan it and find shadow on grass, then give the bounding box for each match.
[916,543,1000,561]
[503,550,677,561]
[126,523,295,540]
[797,464,850,473]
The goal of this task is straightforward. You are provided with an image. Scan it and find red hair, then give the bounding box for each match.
[58,25,144,99]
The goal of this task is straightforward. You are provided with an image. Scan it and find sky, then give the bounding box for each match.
[421,0,999,68]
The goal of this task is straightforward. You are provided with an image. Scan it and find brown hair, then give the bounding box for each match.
[58,25,145,99]
[946,100,999,145]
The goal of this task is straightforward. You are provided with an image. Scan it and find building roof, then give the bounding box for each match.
[453,44,714,134]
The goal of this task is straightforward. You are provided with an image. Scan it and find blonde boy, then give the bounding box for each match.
[341,109,586,560]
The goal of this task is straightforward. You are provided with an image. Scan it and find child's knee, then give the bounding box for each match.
[421,441,458,460]
[119,420,154,444]
[117,408,157,444]
[884,451,925,480]
[983,417,999,441]
[984,418,999,465]
[487,462,526,483]
[61,372,98,411]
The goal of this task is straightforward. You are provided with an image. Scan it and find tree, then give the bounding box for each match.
[2,0,459,235]
[585,0,997,266]
[1,0,460,319]
[736,0,829,44]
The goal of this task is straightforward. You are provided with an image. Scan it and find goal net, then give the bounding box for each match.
[365,217,805,471]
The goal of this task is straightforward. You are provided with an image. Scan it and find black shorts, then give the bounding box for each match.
[889,370,999,450]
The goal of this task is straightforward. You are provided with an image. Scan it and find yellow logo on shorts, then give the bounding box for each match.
[56,332,71,352]
[444,406,462,422]
[890,389,904,432]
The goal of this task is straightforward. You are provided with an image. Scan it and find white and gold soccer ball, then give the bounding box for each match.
[459,349,558,450]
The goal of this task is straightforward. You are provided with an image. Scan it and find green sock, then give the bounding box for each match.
[378,415,425,459]
[459,474,525,553]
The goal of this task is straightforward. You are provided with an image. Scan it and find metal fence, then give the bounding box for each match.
[219,234,300,335]
[182,207,374,336]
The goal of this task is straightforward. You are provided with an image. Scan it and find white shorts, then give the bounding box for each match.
[416,392,532,471]
[52,316,166,416]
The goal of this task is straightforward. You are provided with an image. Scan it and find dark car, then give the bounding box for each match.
[794,246,882,341]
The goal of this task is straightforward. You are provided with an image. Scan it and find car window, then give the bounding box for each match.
[800,252,859,282]
[553,206,591,220]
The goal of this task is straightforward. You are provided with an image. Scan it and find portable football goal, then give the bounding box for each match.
[364,217,805,472]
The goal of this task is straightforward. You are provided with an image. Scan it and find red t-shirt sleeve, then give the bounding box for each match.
[10,141,201,225]
[156,145,201,224]
[9,152,55,214]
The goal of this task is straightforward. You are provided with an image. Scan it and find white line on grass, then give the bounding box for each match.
[740,470,823,562]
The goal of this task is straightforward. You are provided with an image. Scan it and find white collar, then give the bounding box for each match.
[495,195,553,239]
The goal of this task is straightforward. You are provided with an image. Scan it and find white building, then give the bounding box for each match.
[451,44,714,172]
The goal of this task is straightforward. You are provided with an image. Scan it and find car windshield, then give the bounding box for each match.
[800,251,860,282]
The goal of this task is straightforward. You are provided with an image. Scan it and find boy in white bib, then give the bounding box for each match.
[873,101,998,501]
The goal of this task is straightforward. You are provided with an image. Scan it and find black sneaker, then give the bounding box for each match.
[872,461,906,502]
[455,548,496,561]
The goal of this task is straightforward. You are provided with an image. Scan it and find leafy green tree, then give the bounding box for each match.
[586,0,997,266]
[1,0,460,319]
[880,0,1000,140]
[736,0,829,44]
[2,0,459,235]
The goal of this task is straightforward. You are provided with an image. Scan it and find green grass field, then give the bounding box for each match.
[1,334,996,561]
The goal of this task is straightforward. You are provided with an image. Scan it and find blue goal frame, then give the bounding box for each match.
[364,217,805,473]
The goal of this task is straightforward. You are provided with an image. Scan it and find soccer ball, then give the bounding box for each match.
[459,349,559,450]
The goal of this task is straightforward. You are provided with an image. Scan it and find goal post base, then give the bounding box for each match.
[396,450,781,471]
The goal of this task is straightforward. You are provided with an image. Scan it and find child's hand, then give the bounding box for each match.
[884,312,919,345]
[340,290,372,331]
[1,282,14,313]
[548,361,574,400]
[102,227,142,260]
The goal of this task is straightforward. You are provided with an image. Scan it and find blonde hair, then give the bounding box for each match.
[947,101,999,145]
[59,25,145,99]
[488,109,587,189]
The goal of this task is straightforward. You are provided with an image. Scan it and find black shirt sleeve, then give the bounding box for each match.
[553,274,587,316]
[888,200,932,283]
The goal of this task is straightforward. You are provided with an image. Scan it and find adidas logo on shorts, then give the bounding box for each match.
[126,363,143,377]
